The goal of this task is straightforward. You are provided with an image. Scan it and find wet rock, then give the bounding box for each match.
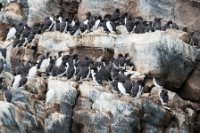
[45,112,71,133]
[149,87,200,110]
[179,62,200,102]
[142,99,173,127]
[164,121,179,133]
[194,114,200,133]
[73,81,141,133]
[45,78,78,132]
[142,123,164,133]
[174,110,194,133]
[0,101,41,132]
[115,30,198,88]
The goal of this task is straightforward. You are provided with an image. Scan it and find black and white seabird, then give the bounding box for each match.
[0,60,4,74]
[117,76,130,96]
[125,15,135,33]
[7,0,16,3]
[38,52,50,72]
[85,12,96,31]
[32,23,42,34]
[131,81,143,98]
[55,20,61,31]
[114,53,130,69]
[4,89,12,102]
[112,8,120,26]
[123,75,133,94]
[27,62,38,79]
[70,21,81,36]
[91,16,102,31]
[12,74,27,88]
[134,19,146,34]
[12,38,27,48]
[55,51,63,68]
[90,66,102,86]
[162,20,172,31]
[15,23,25,39]
[105,17,117,33]
[119,12,128,25]
[41,17,55,32]
[79,21,87,33]
[50,63,59,77]
[171,22,179,30]
[153,17,162,31]
[23,61,32,75]
[21,24,31,39]
[145,21,154,32]
[189,32,199,47]
[66,55,78,79]
[57,60,69,77]
[60,18,68,33]
[76,59,92,81]
[111,67,120,80]
[97,61,112,81]
[46,56,55,76]
[0,48,6,62]
[153,77,163,87]
[159,89,169,104]
[26,31,35,44]
[111,77,119,92]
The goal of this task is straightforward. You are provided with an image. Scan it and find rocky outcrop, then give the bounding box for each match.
[78,0,200,42]
[45,78,78,133]
[71,81,198,132]
[0,0,200,132]
[179,62,200,102]
[0,99,41,132]
[72,81,169,133]
[0,26,198,132]
[27,0,62,26]
[1,2,25,24]
[36,30,198,89]
[1,0,200,39]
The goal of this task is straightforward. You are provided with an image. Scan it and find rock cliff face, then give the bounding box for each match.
[0,0,200,133]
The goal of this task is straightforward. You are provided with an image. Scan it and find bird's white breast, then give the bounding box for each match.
[28,66,37,79]
[106,21,113,32]
[12,75,21,88]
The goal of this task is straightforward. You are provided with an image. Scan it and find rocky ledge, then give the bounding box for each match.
[0,28,199,132]
[0,0,200,133]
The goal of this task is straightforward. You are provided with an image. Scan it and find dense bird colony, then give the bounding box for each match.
[1,6,198,105]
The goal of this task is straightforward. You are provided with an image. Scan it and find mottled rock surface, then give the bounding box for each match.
[78,0,200,42]
[180,62,200,102]
[1,0,199,40]
[0,0,200,132]
[37,30,198,89]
